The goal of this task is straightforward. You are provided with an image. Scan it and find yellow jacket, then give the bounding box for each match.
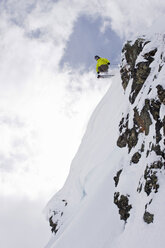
[96,58,110,72]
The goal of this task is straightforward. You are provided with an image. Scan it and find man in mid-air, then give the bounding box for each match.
[94,55,110,78]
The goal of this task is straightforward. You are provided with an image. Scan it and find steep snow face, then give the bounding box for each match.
[45,72,125,245]
[45,34,165,248]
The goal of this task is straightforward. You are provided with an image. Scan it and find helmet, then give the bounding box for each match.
[94,55,100,60]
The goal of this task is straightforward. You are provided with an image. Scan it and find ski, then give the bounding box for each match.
[98,74,114,78]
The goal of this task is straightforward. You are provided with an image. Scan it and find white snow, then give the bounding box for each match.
[45,32,165,248]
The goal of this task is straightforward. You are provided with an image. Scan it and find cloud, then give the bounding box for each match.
[60,15,123,70]
[1,0,165,83]
[2,0,165,40]
[1,1,165,247]
[0,195,50,248]
[0,112,39,193]
[83,0,165,38]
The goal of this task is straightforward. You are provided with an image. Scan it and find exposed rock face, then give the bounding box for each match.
[114,169,122,187]
[114,192,132,222]
[48,199,68,234]
[138,161,164,196]
[130,48,157,104]
[117,114,139,152]
[49,216,58,233]
[143,211,154,224]
[120,38,145,90]
[134,100,152,135]
[131,152,141,164]
[115,35,165,225]
[120,38,157,104]
[157,85,165,104]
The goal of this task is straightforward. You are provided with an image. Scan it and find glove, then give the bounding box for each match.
[97,75,100,78]
[107,62,110,65]
[97,71,100,74]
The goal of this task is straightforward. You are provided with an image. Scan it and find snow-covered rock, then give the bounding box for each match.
[45,33,165,248]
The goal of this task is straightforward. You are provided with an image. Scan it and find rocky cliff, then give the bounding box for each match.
[116,34,165,224]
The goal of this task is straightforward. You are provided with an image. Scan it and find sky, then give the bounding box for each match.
[0,0,165,247]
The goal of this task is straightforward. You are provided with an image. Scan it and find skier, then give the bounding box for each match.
[94,55,110,78]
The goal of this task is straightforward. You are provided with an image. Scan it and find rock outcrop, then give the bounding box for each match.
[115,34,165,224]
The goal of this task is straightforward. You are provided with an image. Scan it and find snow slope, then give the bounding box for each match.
[45,32,165,248]
[45,72,125,248]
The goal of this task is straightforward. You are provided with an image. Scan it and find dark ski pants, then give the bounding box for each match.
[98,64,109,73]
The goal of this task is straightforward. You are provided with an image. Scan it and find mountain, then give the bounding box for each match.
[45,33,165,248]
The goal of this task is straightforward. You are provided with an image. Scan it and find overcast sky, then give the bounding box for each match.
[0,0,165,247]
